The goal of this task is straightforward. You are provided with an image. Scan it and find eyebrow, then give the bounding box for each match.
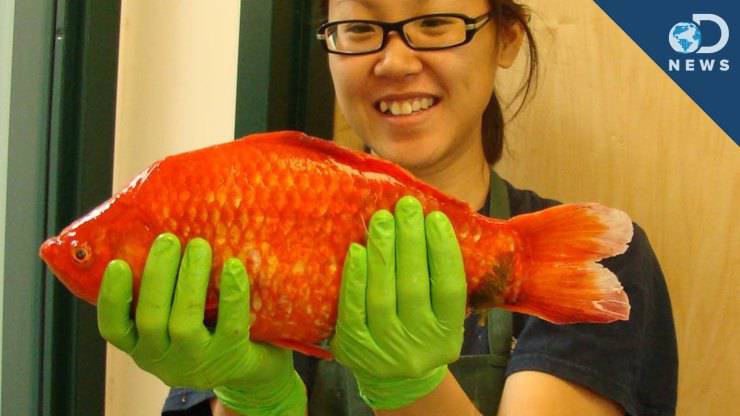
[331,0,363,7]
[333,0,433,13]
[332,0,379,12]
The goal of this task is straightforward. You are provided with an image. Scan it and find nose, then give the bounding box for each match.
[373,33,423,79]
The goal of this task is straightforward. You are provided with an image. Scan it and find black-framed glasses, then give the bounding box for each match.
[316,12,492,55]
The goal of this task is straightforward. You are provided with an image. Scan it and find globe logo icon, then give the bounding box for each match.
[669,22,702,53]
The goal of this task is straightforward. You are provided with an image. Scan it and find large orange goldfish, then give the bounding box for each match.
[39,131,632,359]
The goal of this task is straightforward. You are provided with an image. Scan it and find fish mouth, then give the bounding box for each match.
[39,236,77,293]
[39,236,60,266]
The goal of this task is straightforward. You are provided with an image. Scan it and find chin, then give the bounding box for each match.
[376,148,442,174]
[365,130,453,170]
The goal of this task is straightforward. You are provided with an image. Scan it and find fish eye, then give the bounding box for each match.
[71,242,92,265]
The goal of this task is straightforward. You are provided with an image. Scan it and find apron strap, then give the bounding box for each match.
[486,309,513,366]
[486,170,514,367]
[489,170,511,220]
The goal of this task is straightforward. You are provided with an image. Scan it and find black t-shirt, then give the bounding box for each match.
[502,181,677,416]
[162,180,678,415]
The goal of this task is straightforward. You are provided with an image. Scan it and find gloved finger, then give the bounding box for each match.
[426,212,466,330]
[134,233,181,356]
[366,210,400,338]
[336,243,369,330]
[98,260,138,353]
[394,196,433,326]
[213,258,250,344]
[169,238,212,351]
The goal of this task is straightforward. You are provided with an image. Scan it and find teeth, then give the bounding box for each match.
[391,101,401,115]
[379,97,435,116]
[401,101,412,114]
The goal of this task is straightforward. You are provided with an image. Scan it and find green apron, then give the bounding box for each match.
[308,172,513,415]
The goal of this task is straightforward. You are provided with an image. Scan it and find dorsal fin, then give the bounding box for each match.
[243,131,472,211]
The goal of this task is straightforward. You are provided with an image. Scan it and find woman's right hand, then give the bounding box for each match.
[97,233,306,415]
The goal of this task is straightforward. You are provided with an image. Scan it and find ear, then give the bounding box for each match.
[497,21,525,69]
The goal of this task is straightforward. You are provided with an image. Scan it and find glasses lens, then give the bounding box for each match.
[325,22,383,53]
[404,15,467,48]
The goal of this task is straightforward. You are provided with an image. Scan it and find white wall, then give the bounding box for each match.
[0,0,17,405]
[107,1,241,414]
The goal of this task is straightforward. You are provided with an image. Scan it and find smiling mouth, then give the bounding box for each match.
[376,97,439,116]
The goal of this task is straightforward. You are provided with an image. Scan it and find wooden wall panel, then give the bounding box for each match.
[334,1,739,414]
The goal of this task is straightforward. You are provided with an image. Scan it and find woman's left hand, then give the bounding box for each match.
[330,196,467,410]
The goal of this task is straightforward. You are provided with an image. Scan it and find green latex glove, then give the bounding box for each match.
[330,196,467,410]
[97,234,306,416]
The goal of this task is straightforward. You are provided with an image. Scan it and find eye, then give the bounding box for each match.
[75,248,87,261]
[71,242,93,265]
[418,16,456,29]
[339,22,378,36]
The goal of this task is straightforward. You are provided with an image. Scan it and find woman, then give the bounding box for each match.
[98,0,678,415]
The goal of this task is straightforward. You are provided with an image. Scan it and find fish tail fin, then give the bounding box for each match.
[504,203,633,324]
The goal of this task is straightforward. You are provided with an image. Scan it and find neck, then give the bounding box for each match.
[410,146,491,212]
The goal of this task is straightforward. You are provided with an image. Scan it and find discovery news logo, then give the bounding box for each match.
[668,14,730,72]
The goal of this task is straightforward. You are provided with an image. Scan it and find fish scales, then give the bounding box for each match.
[39,131,633,358]
[137,138,421,343]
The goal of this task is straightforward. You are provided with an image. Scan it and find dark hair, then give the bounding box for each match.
[319,0,538,165]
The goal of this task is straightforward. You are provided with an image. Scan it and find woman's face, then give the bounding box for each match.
[327,0,521,172]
